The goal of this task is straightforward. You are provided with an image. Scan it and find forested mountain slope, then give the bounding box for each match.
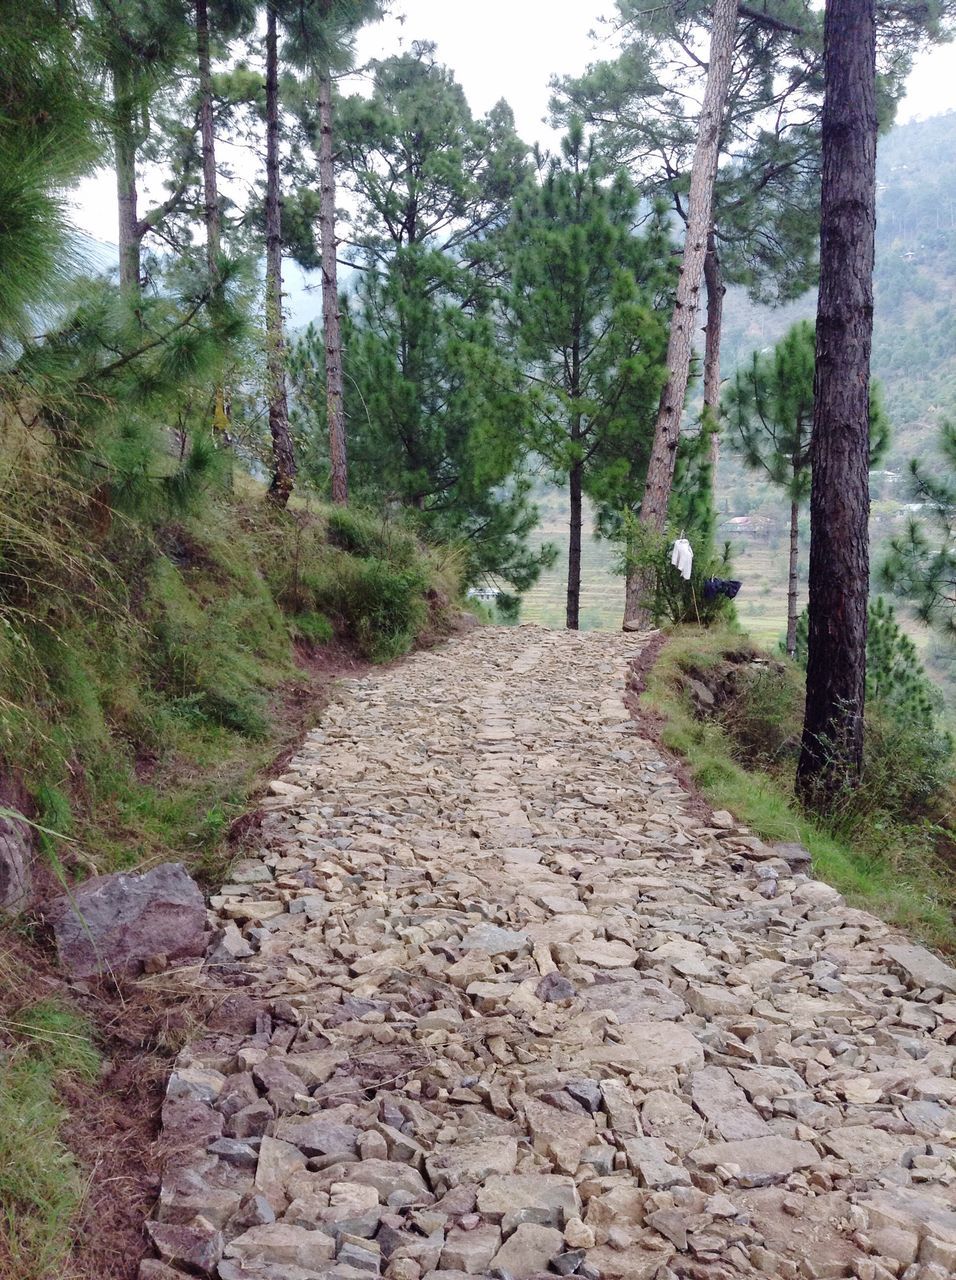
[721,110,956,468]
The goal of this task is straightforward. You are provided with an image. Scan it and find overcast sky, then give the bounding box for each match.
[69,0,956,242]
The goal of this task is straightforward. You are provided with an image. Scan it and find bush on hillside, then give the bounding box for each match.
[787,598,953,825]
[683,626,954,846]
[713,659,803,770]
[617,520,737,626]
[304,554,429,662]
[0,445,457,876]
[324,505,418,567]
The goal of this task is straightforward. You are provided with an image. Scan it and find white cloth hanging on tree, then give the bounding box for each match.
[670,536,694,581]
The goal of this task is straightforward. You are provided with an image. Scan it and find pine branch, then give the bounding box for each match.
[93,291,212,381]
[737,4,805,36]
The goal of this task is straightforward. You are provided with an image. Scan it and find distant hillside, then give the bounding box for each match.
[721,110,956,468]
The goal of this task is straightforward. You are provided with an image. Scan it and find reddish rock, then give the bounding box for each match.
[45,861,206,978]
[160,1097,224,1152]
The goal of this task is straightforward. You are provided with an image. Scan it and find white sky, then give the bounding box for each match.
[69,0,956,242]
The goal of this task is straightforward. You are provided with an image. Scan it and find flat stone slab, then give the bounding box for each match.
[693,1136,819,1178]
[583,1021,704,1074]
[459,924,530,956]
[476,1173,580,1225]
[861,1188,956,1243]
[690,1066,772,1141]
[580,976,686,1022]
[425,1137,518,1190]
[883,942,956,993]
[489,1222,564,1278]
[821,1125,918,1173]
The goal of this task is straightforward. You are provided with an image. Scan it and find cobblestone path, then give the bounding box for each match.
[144,627,956,1280]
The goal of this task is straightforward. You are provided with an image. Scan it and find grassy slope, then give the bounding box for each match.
[639,624,955,952]
[0,998,100,1278]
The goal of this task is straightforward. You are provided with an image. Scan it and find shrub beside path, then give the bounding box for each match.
[145,626,956,1280]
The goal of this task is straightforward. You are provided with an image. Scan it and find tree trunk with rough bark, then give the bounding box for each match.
[196,0,220,271]
[567,457,583,631]
[787,497,800,658]
[796,0,877,806]
[622,0,737,628]
[265,0,296,506]
[196,0,228,433]
[319,66,348,505]
[114,67,141,296]
[703,231,725,486]
[566,334,584,631]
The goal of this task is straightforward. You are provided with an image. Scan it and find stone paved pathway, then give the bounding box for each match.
[143,627,956,1280]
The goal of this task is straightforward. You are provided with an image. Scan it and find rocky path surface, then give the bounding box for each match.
[144,627,956,1280]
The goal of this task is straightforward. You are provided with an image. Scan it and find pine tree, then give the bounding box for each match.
[794,598,941,732]
[724,321,889,657]
[554,0,825,526]
[881,418,956,641]
[291,249,550,588]
[797,0,878,808]
[91,0,194,297]
[283,0,383,506]
[288,46,552,586]
[623,0,739,626]
[193,0,255,433]
[263,0,296,503]
[194,0,255,279]
[504,123,672,629]
[335,45,529,273]
[866,596,940,731]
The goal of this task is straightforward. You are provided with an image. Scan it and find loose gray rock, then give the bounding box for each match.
[689,1066,772,1142]
[0,808,33,913]
[489,1223,564,1278]
[883,942,956,994]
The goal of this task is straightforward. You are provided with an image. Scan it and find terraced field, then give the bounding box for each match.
[521,499,626,631]
[521,494,793,645]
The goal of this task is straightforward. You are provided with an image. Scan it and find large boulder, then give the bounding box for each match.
[45,862,207,978]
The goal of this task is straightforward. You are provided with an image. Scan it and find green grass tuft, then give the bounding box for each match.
[0,1002,99,1278]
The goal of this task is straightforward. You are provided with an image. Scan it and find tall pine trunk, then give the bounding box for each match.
[703,231,725,489]
[196,0,227,433]
[196,0,220,270]
[265,0,296,506]
[114,68,141,296]
[567,338,583,631]
[787,497,800,658]
[567,458,583,631]
[796,0,877,805]
[319,65,348,505]
[623,0,737,627]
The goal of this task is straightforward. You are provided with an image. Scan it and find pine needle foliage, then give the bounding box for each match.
[0,3,102,339]
[881,418,956,640]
